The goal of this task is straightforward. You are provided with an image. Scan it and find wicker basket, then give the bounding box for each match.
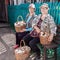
[40,32,51,45]
[14,16,26,32]
[15,40,31,60]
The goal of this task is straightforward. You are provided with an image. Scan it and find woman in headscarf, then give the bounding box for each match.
[13,3,37,49]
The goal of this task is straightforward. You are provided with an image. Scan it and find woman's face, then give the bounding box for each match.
[29,7,35,13]
[40,6,49,14]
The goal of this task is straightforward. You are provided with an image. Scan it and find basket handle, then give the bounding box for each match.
[17,15,24,22]
[20,40,26,47]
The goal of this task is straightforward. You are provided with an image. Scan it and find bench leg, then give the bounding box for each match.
[54,48,57,60]
[43,46,47,60]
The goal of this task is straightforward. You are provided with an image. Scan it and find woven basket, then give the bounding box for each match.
[40,32,51,45]
[14,16,26,32]
[15,40,31,60]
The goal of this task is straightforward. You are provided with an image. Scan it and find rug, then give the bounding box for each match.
[0,42,7,54]
[1,33,16,48]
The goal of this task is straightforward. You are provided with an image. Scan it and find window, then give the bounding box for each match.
[24,0,36,3]
[8,0,59,5]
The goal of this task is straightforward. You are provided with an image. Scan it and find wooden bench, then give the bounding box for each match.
[43,42,58,60]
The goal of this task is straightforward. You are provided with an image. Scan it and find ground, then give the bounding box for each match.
[0,23,15,60]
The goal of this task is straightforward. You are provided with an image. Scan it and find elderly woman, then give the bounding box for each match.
[13,3,37,49]
[32,3,57,42]
[22,3,57,60]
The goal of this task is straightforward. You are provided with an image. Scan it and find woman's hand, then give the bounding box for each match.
[20,29,26,32]
[34,26,40,33]
[48,34,54,42]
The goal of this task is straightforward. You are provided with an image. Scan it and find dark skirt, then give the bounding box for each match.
[16,31,30,46]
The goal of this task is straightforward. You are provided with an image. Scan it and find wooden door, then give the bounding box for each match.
[0,0,8,22]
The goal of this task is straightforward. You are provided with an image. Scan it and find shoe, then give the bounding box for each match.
[29,53,37,60]
[30,53,36,58]
[13,45,19,49]
[34,54,40,60]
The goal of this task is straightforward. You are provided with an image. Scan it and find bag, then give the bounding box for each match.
[40,32,51,45]
[14,16,26,32]
[30,18,42,37]
[15,40,31,60]
[30,29,39,37]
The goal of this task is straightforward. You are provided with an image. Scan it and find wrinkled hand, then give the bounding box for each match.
[20,29,26,32]
[48,34,54,42]
[34,26,40,34]
[36,28,40,34]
